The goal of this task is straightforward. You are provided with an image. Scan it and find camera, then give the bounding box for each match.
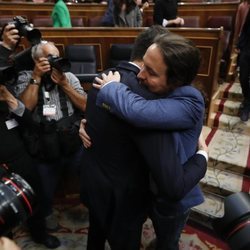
[212,192,250,250]
[47,54,71,73]
[0,166,36,236]
[8,16,41,45]
[41,55,71,91]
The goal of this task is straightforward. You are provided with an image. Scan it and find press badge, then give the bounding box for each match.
[43,104,57,116]
[5,119,19,130]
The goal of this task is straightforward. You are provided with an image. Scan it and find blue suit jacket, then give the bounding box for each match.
[96,61,206,213]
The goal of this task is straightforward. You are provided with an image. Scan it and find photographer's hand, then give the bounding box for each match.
[1,24,20,51]
[51,68,87,112]
[0,237,20,250]
[50,68,68,87]
[18,57,50,110]
[33,57,51,81]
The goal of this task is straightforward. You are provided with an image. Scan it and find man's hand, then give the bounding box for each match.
[174,17,184,26]
[1,24,20,51]
[141,1,149,11]
[93,71,121,90]
[79,119,92,148]
[50,68,69,87]
[32,57,51,82]
[198,132,208,155]
[0,237,21,250]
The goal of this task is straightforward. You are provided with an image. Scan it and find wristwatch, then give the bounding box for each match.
[29,78,40,86]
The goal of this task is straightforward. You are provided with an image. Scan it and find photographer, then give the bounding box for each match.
[14,40,87,231]
[0,24,19,67]
[0,23,60,249]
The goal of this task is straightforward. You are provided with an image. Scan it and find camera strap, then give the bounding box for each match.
[58,87,69,117]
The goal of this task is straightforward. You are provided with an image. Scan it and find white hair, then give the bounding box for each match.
[31,40,55,60]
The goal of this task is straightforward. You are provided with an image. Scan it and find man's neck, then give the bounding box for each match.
[130,60,144,69]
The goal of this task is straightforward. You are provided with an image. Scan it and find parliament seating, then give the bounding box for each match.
[182,16,200,27]
[32,16,53,27]
[0,2,239,29]
[206,15,233,78]
[88,16,102,27]
[109,44,134,67]
[71,16,84,27]
[31,16,84,27]
[64,44,97,84]
[0,15,16,27]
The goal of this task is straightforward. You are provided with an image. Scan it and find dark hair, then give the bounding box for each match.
[130,25,168,61]
[154,33,201,87]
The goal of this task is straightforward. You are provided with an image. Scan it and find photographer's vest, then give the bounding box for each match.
[28,86,82,160]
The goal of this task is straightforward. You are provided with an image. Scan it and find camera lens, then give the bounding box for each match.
[26,29,41,45]
[0,172,36,235]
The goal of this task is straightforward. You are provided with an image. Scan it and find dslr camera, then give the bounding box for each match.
[48,54,71,73]
[42,55,71,91]
[8,16,41,45]
[0,166,36,236]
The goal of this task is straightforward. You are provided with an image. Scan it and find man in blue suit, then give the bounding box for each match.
[90,33,206,250]
[80,27,207,250]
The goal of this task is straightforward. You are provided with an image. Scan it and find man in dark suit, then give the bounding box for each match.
[93,32,206,250]
[80,26,207,250]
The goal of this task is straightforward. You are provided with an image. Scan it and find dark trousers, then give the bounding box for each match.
[35,146,83,216]
[150,203,190,250]
[239,49,250,107]
[87,204,146,250]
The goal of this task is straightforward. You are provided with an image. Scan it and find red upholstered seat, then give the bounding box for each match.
[0,16,18,27]
[182,16,200,28]
[32,16,53,27]
[88,16,103,27]
[71,17,84,27]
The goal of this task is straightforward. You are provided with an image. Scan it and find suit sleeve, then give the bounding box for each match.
[96,82,204,130]
[133,130,207,200]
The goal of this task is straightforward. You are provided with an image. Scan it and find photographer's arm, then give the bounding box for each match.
[18,78,40,111]
[0,85,38,130]
[18,58,49,110]
[0,85,19,110]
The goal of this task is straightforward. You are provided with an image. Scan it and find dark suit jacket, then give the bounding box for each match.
[80,63,150,236]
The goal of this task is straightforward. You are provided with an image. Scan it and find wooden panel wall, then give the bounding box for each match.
[17,27,223,122]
